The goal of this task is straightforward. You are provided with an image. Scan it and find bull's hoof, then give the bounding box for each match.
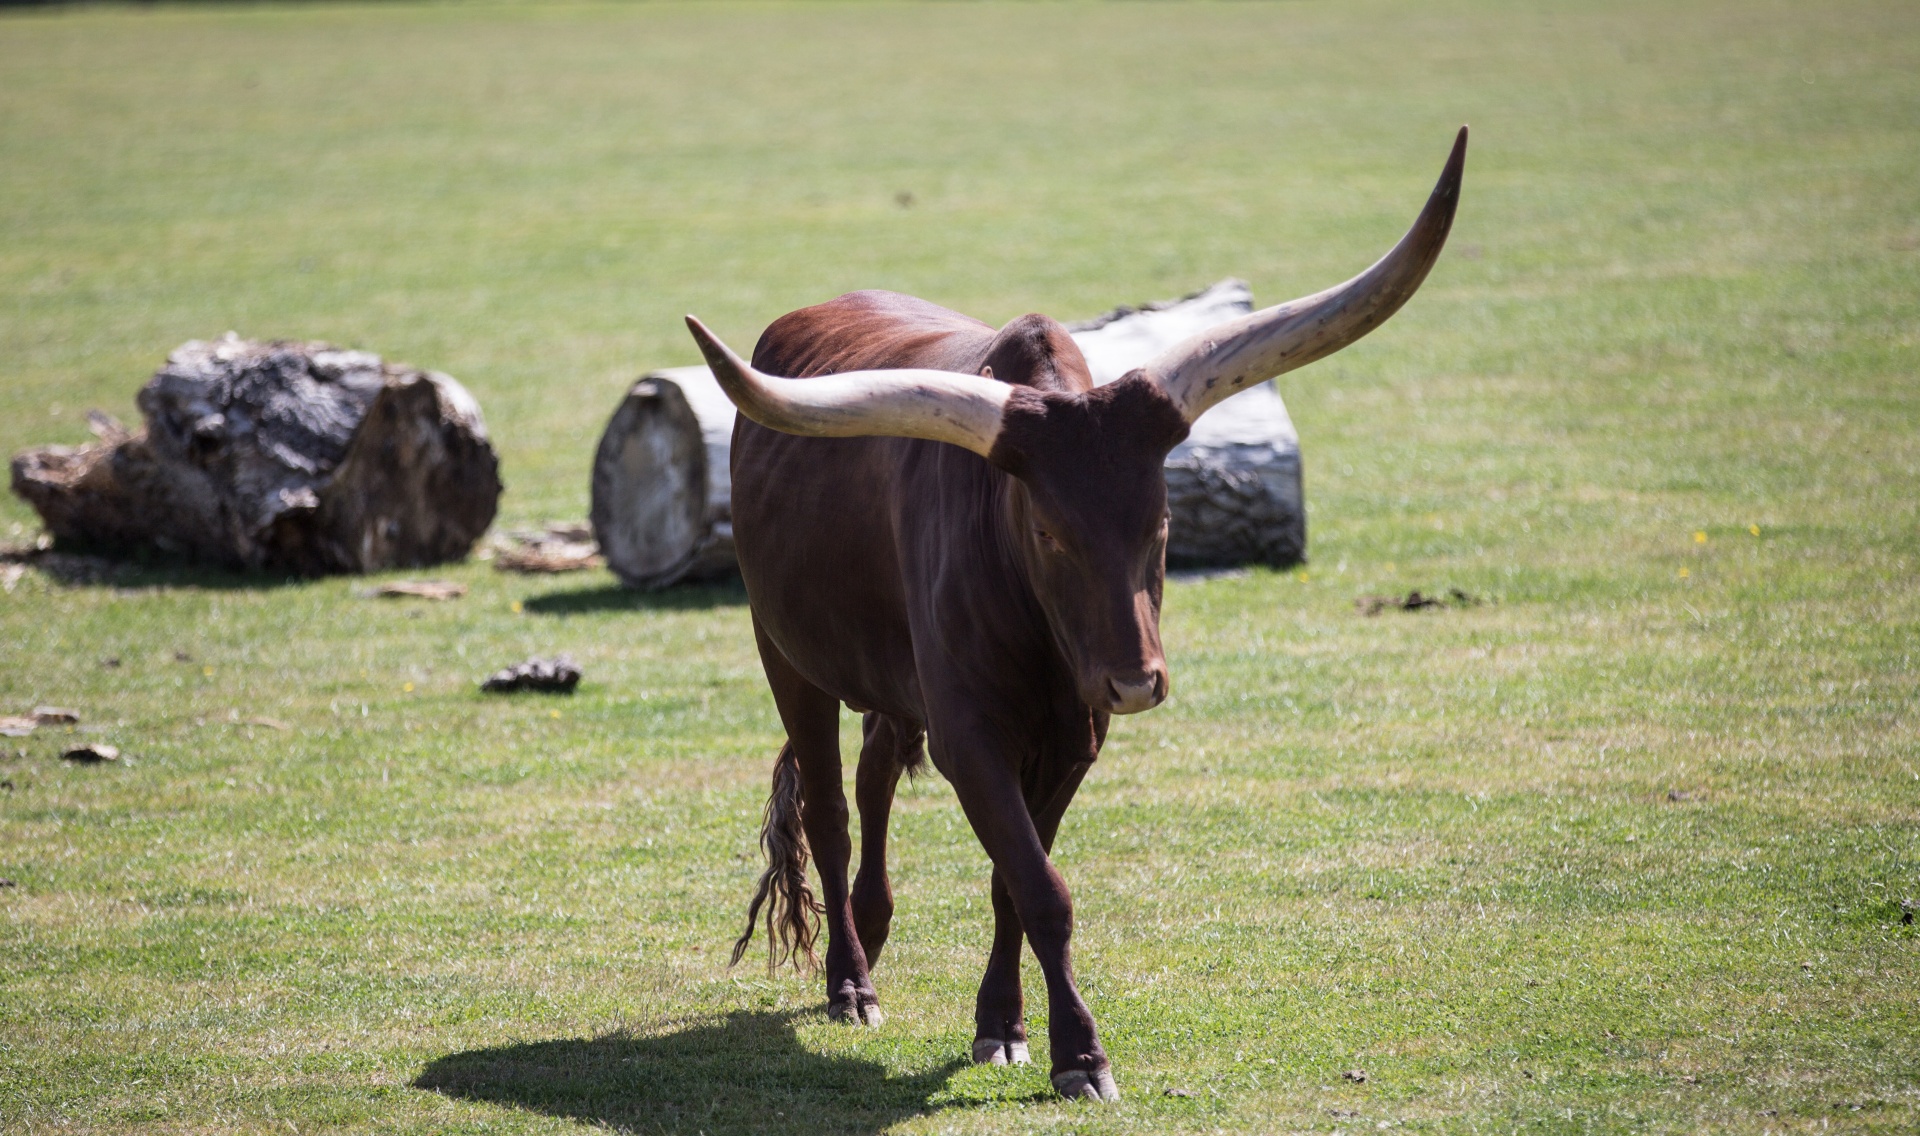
[972,1037,1031,1066]
[1051,1068,1120,1102]
[827,998,884,1027]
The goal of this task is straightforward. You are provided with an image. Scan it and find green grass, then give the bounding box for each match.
[2,1,1917,1132]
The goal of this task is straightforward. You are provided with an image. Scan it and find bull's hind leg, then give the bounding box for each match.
[747,619,881,1025]
[850,713,923,967]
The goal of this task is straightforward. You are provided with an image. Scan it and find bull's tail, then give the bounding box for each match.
[730,742,822,974]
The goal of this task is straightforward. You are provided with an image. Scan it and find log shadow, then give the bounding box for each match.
[415,1010,965,1135]
[522,578,747,615]
[0,543,303,592]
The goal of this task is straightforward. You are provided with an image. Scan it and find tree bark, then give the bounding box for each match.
[10,334,500,575]
[591,281,1305,588]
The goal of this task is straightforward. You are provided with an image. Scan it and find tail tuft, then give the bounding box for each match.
[730,742,822,973]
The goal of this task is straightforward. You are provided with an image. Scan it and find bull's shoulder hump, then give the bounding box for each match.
[821,290,996,329]
[754,291,999,377]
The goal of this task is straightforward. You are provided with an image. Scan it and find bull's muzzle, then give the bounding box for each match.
[1103,668,1167,715]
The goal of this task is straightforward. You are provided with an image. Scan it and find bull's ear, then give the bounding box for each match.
[685,316,1013,458]
[1145,127,1467,422]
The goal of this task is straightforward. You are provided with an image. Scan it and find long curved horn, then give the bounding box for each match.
[685,316,1013,458]
[1145,126,1468,423]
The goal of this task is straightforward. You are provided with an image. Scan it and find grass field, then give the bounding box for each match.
[2,1,1917,1132]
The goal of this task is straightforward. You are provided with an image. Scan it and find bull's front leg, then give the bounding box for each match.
[973,758,1092,1070]
[941,734,1114,1101]
[972,866,1029,1066]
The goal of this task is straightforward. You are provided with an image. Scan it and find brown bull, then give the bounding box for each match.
[683,128,1467,1101]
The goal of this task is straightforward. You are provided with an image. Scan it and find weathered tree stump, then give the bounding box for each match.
[10,334,501,575]
[590,280,1304,588]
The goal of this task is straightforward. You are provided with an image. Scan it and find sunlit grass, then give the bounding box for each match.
[2,1,1917,1133]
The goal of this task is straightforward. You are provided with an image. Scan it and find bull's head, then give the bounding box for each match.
[687,128,1467,716]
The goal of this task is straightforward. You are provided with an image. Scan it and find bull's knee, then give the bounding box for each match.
[1020,891,1074,955]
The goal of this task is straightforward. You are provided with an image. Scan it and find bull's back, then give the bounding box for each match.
[731,293,999,719]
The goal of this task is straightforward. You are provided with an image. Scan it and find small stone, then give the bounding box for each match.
[0,878,15,888]
[1342,1069,1368,1083]
[1162,1087,1193,1098]
[1667,789,1692,802]
[32,707,79,726]
[61,743,119,763]
[0,717,35,738]
[480,655,582,694]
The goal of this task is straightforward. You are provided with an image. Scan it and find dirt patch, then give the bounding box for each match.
[364,580,467,601]
[1355,588,1484,616]
[490,523,602,574]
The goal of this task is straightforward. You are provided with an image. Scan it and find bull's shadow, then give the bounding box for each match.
[415,1010,966,1135]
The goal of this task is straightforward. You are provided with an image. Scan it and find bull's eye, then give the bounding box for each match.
[1035,528,1065,554]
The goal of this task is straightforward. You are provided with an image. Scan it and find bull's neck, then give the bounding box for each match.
[898,442,1069,697]
[984,471,1076,669]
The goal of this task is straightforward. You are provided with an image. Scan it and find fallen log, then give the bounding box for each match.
[10,334,500,575]
[590,280,1304,588]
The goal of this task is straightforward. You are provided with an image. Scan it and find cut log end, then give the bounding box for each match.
[590,377,721,589]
